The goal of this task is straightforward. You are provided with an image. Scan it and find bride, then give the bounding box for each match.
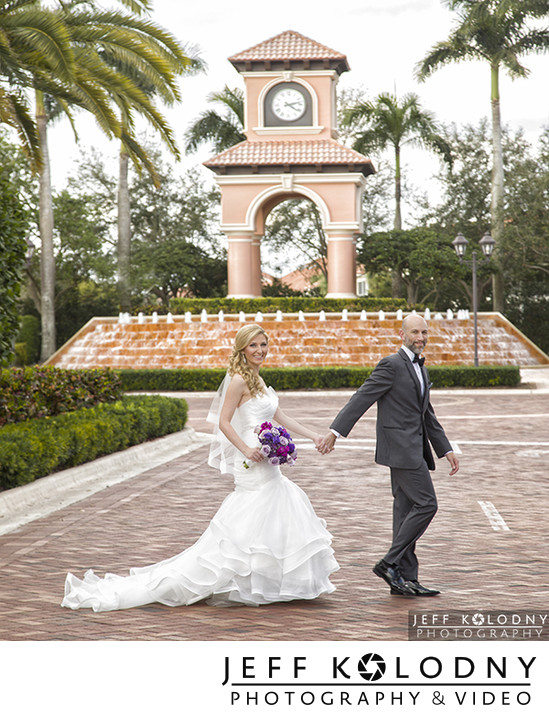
[61,324,339,611]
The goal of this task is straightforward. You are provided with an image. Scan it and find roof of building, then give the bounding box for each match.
[204,139,374,175]
[228,30,350,74]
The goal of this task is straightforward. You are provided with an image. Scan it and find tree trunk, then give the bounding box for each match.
[490,63,505,313]
[36,91,56,362]
[391,145,403,297]
[117,146,132,312]
[407,281,418,305]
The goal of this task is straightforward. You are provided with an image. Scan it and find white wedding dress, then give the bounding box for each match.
[61,385,339,611]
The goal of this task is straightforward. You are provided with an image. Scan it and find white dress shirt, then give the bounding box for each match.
[401,344,425,395]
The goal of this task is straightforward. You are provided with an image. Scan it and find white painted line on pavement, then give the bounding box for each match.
[478,501,511,532]
[295,438,549,448]
[516,448,549,457]
[437,414,549,420]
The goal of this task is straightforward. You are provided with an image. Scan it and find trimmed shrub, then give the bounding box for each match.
[0,395,188,490]
[427,365,521,387]
[167,296,411,315]
[0,366,122,426]
[118,365,521,392]
[119,368,226,392]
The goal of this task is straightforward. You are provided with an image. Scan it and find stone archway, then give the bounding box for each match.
[215,175,367,297]
[203,30,375,298]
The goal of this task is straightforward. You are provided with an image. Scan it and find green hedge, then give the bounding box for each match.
[118,365,521,392]
[0,367,122,426]
[167,296,411,315]
[427,365,521,387]
[0,395,188,490]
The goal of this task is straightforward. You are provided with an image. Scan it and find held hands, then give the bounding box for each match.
[316,432,336,455]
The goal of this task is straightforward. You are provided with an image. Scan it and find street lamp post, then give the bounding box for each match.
[452,231,496,367]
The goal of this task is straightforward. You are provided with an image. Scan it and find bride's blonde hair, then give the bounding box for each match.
[228,324,268,397]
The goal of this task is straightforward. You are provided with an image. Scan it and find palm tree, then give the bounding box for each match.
[341,92,451,296]
[416,0,549,312]
[90,1,203,312]
[0,0,75,169]
[32,0,199,358]
[185,85,245,153]
[342,92,452,231]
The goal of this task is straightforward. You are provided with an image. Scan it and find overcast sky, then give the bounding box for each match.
[47,0,549,237]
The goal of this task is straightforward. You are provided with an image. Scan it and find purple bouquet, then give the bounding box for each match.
[244,421,297,468]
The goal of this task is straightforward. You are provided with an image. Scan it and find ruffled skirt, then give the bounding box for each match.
[61,473,339,611]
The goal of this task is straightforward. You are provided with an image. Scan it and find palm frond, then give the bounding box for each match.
[0,86,42,169]
[184,108,245,153]
[2,6,75,82]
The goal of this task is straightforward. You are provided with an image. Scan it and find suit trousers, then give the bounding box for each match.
[383,461,438,580]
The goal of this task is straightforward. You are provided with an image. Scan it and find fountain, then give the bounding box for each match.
[45,311,549,370]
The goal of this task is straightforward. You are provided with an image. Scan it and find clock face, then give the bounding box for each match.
[271,87,307,122]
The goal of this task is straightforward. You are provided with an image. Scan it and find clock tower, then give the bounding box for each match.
[204,30,375,298]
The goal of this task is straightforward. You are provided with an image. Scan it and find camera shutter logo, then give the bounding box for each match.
[472,613,485,625]
[358,653,386,682]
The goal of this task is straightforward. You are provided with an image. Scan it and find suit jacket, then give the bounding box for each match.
[330,349,452,470]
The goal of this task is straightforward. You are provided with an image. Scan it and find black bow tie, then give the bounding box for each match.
[413,355,425,367]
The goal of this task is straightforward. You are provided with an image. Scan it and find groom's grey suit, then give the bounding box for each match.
[330,348,452,581]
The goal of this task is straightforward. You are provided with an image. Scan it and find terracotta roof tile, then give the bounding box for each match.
[204,139,374,174]
[229,30,349,73]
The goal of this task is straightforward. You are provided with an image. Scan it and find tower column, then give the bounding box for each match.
[226,232,261,298]
[251,235,262,296]
[325,231,357,298]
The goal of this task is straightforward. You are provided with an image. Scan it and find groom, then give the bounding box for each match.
[319,314,459,597]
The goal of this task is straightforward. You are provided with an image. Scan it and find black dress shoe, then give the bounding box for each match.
[391,580,440,596]
[373,560,415,595]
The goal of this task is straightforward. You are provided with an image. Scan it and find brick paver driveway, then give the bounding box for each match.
[1,386,548,641]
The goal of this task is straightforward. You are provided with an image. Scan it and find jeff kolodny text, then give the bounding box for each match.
[222,650,537,708]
